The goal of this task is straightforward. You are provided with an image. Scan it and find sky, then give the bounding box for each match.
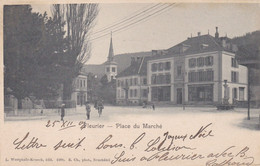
[32,3,260,64]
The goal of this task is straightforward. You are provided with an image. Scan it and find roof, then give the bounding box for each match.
[116,57,148,78]
[148,34,232,61]
[83,52,152,78]
[107,34,114,62]
[113,51,152,73]
[104,60,117,65]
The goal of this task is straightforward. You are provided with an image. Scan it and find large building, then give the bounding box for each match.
[116,28,248,105]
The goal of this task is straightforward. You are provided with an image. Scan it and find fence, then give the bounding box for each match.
[4,107,77,117]
[44,100,76,108]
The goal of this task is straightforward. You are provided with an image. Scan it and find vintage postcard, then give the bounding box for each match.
[1,1,260,166]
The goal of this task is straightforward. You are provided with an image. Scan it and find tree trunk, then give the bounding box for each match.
[62,79,73,101]
[17,98,22,109]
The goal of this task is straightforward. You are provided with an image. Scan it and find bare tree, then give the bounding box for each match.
[51,4,99,100]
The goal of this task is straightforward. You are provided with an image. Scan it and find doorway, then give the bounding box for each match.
[177,88,182,104]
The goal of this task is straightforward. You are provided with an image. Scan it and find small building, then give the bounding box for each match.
[71,73,88,106]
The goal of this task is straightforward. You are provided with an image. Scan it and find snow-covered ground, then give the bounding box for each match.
[2,106,260,166]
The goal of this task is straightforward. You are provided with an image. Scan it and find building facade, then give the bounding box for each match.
[116,57,148,104]
[116,28,248,105]
[71,74,88,106]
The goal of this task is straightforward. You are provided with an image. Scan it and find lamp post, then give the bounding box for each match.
[123,82,129,105]
[247,68,251,120]
[223,80,229,104]
[183,69,186,110]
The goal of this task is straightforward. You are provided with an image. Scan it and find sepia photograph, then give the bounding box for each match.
[1,1,260,166]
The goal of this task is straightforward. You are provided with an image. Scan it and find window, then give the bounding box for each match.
[130,78,133,86]
[158,63,164,71]
[130,89,133,98]
[143,78,147,85]
[134,78,138,85]
[231,71,239,83]
[197,57,204,67]
[121,90,124,98]
[80,80,83,87]
[233,88,237,99]
[188,71,197,82]
[231,58,238,68]
[198,71,204,81]
[157,74,163,84]
[121,80,124,87]
[207,70,214,81]
[142,89,147,97]
[188,85,213,102]
[151,63,158,72]
[165,62,171,70]
[134,89,137,97]
[239,87,245,101]
[117,90,120,98]
[151,86,171,101]
[165,73,171,84]
[74,94,79,105]
[151,74,157,84]
[205,56,213,66]
[189,58,196,68]
[112,67,116,72]
[106,67,110,72]
[188,70,214,82]
[177,66,182,77]
[117,80,120,87]
[83,80,86,87]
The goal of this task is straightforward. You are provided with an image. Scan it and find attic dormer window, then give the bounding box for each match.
[180,44,190,53]
[201,44,209,49]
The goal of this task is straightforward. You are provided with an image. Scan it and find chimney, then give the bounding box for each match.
[215,27,219,39]
[152,50,157,56]
[136,56,142,63]
[221,38,226,48]
[198,32,201,36]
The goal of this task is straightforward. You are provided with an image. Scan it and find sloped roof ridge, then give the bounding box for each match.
[138,57,145,74]
[207,34,222,49]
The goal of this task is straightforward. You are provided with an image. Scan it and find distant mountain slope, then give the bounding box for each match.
[232,30,260,47]
[232,30,260,87]
[232,30,260,57]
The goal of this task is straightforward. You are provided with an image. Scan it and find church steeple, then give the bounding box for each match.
[107,32,114,62]
[104,32,117,82]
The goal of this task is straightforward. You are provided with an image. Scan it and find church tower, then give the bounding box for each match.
[104,33,117,82]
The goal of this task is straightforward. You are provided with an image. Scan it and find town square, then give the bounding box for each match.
[1,2,260,166]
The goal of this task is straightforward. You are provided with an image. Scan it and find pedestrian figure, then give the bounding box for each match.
[97,99,104,117]
[60,103,65,121]
[85,101,91,120]
[94,100,98,110]
[152,103,155,110]
[142,102,146,108]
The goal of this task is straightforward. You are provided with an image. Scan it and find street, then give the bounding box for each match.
[2,106,260,166]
